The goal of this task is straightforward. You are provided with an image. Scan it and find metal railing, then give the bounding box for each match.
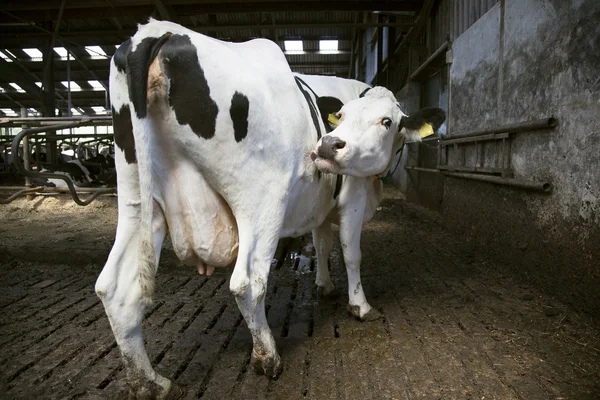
[405,117,558,192]
[1,117,116,205]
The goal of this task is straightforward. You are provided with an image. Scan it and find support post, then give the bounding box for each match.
[42,31,57,164]
[376,14,383,86]
[20,108,33,200]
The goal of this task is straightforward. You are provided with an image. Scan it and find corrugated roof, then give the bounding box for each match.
[0,1,422,114]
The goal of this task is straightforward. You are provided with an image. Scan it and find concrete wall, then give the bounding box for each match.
[439,0,600,315]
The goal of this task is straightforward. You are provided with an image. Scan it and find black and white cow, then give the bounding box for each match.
[95,19,444,399]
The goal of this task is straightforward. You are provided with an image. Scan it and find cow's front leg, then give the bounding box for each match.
[312,222,336,296]
[230,220,282,378]
[339,197,383,322]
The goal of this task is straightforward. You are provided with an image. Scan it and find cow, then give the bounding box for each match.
[95,19,444,399]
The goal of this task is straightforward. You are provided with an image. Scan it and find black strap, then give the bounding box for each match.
[294,76,320,98]
[294,76,322,140]
[333,175,343,199]
[294,76,343,199]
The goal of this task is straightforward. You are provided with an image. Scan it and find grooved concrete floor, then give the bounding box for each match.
[0,189,599,399]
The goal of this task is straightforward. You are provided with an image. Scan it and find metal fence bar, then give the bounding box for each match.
[9,118,116,206]
[441,132,509,145]
[444,171,552,192]
[447,117,557,140]
[0,187,43,204]
[0,116,112,127]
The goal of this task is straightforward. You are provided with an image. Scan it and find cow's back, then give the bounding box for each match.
[110,20,316,271]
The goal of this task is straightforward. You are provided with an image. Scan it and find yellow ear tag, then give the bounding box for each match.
[328,113,340,126]
[419,123,434,138]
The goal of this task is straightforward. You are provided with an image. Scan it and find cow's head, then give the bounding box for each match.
[310,87,445,177]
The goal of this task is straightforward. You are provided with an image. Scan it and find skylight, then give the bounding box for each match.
[88,80,104,90]
[53,47,72,60]
[8,83,25,92]
[284,40,303,53]
[85,46,107,59]
[23,48,43,60]
[1,108,17,116]
[319,40,339,53]
[35,82,42,87]
[91,106,106,114]
[0,50,15,62]
[71,108,82,116]
[61,81,82,91]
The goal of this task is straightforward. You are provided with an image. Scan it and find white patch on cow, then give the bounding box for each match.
[40,169,69,188]
[109,59,129,110]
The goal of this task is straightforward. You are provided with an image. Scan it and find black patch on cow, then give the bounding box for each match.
[127,33,172,119]
[333,175,343,199]
[401,107,446,131]
[113,39,131,74]
[230,92,249,142]
[112,105,137,164]
[294,76,322,140]
[316,96,344,133]
[359,87,371,98]
[161,34,219,140]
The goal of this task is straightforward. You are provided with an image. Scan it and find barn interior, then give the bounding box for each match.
[1,1,599,399]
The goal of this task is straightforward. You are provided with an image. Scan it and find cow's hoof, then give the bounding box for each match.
[127,380,185,400]
[251,350,282,379]
[163,382,186,400]
[347,304,383,321]
[316,283,338,298]
[361,308,384,321]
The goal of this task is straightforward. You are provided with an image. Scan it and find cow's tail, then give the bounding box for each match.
[126,32,172,304]
[128,32,172,118]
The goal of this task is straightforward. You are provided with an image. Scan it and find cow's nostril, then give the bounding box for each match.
[334,140,346,150]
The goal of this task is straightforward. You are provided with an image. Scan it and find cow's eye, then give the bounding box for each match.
[382,118,392,129]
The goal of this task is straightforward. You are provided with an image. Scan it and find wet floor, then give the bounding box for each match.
[0,190,599,399]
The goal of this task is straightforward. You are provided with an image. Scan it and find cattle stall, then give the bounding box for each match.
[1,0,600,399]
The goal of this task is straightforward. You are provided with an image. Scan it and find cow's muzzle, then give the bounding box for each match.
[313,135,346,161]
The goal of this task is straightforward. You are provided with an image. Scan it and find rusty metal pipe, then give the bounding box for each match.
[447,117,558,140]
[444,172,552,193]
[0,187,43,204]
[405,166,440,173]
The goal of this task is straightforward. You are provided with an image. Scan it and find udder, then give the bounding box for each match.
[161,163,238,275]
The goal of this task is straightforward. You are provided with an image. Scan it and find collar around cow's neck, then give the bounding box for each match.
[294,76,323,140]
[294,76,343,200]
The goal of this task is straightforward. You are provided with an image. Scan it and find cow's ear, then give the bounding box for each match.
[399,107,446,140]
[317,96,344,116]
[317,96,344,127]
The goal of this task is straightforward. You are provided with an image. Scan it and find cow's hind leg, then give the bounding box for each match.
[95,199,180,399]
[312,222,336,296]
[230,218,283,378]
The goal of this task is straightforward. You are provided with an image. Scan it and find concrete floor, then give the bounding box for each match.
[0,190,599,399]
